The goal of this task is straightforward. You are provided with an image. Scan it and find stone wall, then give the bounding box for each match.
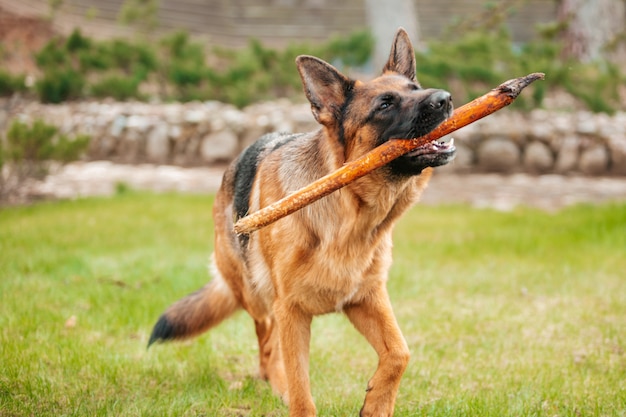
[2,99,626,176]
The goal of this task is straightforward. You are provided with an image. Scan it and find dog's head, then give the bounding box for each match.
[296,28,456,177]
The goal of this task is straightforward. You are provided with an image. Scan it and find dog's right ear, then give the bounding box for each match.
[296,55,354,127]
[383,28,418,84]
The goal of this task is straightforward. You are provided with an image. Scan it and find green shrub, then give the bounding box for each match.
[415,5,592,110]
[17,24,625,112]
[414,27,626,112]
[323,30,373,67]
[35,38,70,69]
[34,29,155,102]
[0,71,26,96]
[416,29,518,103]
[196,31,373,107]
[35,33,87,102]
[54,133,91,163]
[90,75,142,100]
[65,28,92,52]
[158,31,208,100]
[4,119,57,164]
[211,39,277,106]
[0,119,90,200]
[35,69,85,103]
[107,39,157,75]
[4,119,89,164]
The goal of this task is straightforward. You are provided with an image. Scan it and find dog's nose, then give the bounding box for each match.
[427,90,452,110]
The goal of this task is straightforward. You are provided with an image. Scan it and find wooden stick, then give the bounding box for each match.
[234,72,545,234]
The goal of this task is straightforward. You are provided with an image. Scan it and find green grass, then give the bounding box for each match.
[1,193,625,416]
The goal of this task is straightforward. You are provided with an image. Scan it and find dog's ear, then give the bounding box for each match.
[296,55,354,126]
[383,28,418,83]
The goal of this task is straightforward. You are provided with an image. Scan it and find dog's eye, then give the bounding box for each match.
[379,95,395,110]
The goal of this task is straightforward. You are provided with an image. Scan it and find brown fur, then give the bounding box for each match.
[149,28,455,416]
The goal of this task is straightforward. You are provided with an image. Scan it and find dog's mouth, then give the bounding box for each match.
[388,137,456,175]
[404,138,456,158]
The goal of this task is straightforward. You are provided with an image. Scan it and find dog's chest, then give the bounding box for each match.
[244,182,401,316]
[330,276,363,312]
[249,230,392,316]
[293,254,385,315]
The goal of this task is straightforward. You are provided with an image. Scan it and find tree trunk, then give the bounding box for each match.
[364,0,420,72]
[558,0,626,63]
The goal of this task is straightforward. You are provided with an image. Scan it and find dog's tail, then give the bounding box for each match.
[147,272,239,348]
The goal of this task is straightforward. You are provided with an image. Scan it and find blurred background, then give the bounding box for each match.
[1,0,626,205]
[2,5,626,415]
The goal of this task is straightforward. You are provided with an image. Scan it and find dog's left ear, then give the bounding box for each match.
[383,28,418,84]
[296,55,354,127]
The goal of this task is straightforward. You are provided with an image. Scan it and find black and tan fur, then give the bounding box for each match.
[149,28,455,417]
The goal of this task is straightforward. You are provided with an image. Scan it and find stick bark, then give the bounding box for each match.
[234,72,545,234]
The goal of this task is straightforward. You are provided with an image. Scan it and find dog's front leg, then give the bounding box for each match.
[345,287,410,417]
[274,301,316,417]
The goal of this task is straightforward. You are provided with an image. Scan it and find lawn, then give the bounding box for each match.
[1,192,625,416]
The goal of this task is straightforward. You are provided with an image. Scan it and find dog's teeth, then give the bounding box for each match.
[448,138,454,147]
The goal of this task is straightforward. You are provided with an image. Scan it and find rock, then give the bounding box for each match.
[109,115,127,137]
[91,135,118,158]
[551,113,575,134]
[172,131,203,166]
[554,135,580,174]
[222,107,248,134]
[544,113,575,152]
[240,126,271,149]
[184,135,202,165]
[476,137,521,172]
[268,106,294,133]
[594,112,617,140]
[200,129,239,163]
[168,124,182,140]
[579,144,609,175]
[607,133,626,175]
[75,114,99,137]
[196,120,211,136]
[184,108,206,124]
[576,111,597,135]
[482,112,527,142]
[126,114,152,133]
[163,104,183,124]
[290,103,316,132]
[146,123,170,163]
[117,127,144,162]
[210,116,226,132]
[524,141,554,173]
[452,120,482,149]
[529,109,558,143]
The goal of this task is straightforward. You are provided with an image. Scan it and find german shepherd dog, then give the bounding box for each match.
[149,28,455,416]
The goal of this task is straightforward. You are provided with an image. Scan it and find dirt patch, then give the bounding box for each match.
[0,6,57,75]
